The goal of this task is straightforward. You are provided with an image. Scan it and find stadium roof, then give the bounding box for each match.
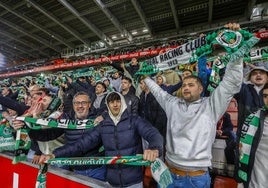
[0,0,267,68]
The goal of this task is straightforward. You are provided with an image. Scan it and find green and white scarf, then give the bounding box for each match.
[16,116,96,130]
[16,116,173,188]
[0,118,15,152]
[238,109,261,183]
[45,156,172,188]
[13,128,31,164]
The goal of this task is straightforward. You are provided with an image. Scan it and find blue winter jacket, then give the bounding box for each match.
[53,110,163,187]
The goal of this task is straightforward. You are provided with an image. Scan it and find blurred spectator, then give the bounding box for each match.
[28,91,106,181]
[216,112,236,164]
[162,69,181,85]
[234,66,268,138]
[121,76,139,115]
[139,76,167,139]
[156,75,182,95]
[235,83,268,188]
[91,82,108,116]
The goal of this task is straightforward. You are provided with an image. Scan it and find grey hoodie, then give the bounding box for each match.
[145,58,243,170]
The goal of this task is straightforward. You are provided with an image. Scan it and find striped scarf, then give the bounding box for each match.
[238,109,261,183]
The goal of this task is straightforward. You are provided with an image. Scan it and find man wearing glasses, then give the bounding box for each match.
[15,91,106,181]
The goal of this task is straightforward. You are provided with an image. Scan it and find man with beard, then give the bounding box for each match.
[143,23,243,188]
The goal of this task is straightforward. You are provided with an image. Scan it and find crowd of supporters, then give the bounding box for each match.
[0,23,268,188]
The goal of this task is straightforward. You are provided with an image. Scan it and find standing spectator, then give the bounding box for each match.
[234,66,268,139]
[144,53,243,187]
[45,77,59,95]
[121,76,139,115]
[143,21,243,188]
[110,71,122,92]
[139,77,167,139]
[15,91,106,181]
[216,112,236,139]
[162,69,181,85]
[176,69,193,97]
[40,92,163,188]
[91,82,108,116]
[124,57,140,77]
[101,77,115,92]
[216,112,236,164]
[156,75,182,95]
[12,89,61,164]
[235,83,268,188]
[0,84,18,113]
[58,75,76,113]
[71,76,95,101]
[108,57,140,78]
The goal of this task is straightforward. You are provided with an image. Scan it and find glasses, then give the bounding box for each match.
[73,101,89,106]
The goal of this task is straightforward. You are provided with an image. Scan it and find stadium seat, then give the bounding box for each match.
[213,175,237,188]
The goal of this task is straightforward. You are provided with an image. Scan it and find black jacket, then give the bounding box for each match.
[122,91,139,115]
[53,110,163,187]
[234,83,263,135]
[0,95,29,115]
[139,91,167,139]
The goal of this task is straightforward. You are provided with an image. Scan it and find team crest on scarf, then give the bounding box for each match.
[216,29,242,49]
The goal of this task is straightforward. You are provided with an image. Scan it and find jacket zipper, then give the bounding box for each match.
[114,125,123,186]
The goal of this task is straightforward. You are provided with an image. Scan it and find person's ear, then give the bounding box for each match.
[199,85,203,94]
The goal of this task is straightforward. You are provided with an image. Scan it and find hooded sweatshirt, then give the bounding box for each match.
[106,92,127,125]
[53,91,163,187]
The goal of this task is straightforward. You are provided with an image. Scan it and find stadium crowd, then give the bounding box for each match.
[0,23,268,188]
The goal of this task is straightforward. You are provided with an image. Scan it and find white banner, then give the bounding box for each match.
[146,36,206,71]
[248,47,268,61]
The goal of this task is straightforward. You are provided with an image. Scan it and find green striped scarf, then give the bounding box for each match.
[238,109,261,182]
[16,116,96,129]
[0,114,15,152]
[44,156,172,188]
[15,117,173,188]
[12,116,96,164]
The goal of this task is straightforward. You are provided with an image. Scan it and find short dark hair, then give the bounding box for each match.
[106,92,121,103]
[38,87,50,95]
[121,76,132,84]
[183,75,203,86]
[96,81,107,92]
[138,75,146,83]
[263,83,268,91]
